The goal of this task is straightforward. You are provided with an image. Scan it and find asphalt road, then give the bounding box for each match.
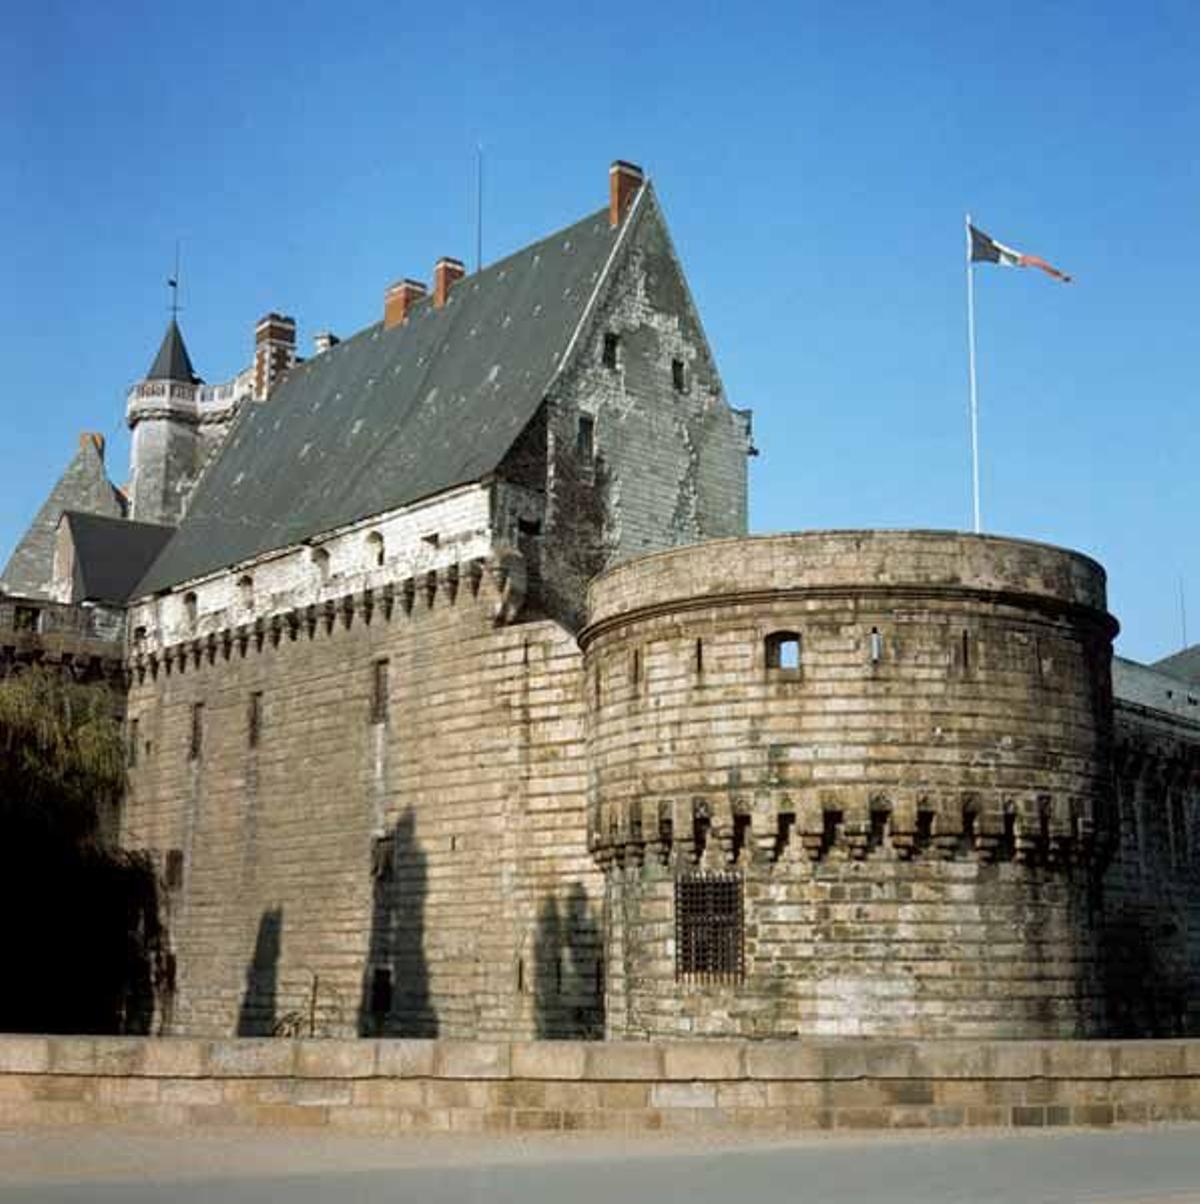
[2,1125,1199,1203]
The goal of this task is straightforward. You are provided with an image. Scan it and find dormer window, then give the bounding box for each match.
[602,332,619,370]
[183,592,198,629]
[237,575,254,611]
[311,546,331,583]
[366,531,385,567]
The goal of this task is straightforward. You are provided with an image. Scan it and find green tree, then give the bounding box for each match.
[0,668,164,1033]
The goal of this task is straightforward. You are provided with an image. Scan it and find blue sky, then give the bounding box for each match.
[1,0,1195,661]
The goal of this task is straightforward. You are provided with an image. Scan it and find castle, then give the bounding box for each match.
[2,161,1197,1041]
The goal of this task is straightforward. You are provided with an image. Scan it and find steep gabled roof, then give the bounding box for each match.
[1,439,126,598]
[146,319,199,383]
[59,511,175,605]
[137,203,626,594]
[1154,644,1200,685]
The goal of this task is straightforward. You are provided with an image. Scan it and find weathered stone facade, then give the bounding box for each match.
[584,531,1125,1038]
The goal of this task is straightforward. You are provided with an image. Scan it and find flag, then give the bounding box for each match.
[968,224,1072,283]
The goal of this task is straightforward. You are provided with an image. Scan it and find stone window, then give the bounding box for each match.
[237,575,254,611]
[370,658,390,725]
[127,718,139,768]
[165,849,184,890]
[869,626,883,664]
[189,703,204,762]
[183,592,198,629]
[602,332,619,370]
[13,605,40,633]
[576,414,595,463]
[248,691,263,749]
[367,531,385,567]
[671,357,686,392]
[694,638,704,675]
[311,546,331,583]
[675,871,744,984]
[765,630,801,671]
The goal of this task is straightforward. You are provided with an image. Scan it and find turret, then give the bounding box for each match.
[126,320,202,526]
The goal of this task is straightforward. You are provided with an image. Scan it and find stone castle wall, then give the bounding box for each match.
[583,531,1122,1039]
[123,558,602,1041]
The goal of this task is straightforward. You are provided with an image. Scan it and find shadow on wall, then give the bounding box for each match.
[1099,901,1194,1037]
[534,882,604,1039]
[236,907,282,1037]
[358,809,437,1037]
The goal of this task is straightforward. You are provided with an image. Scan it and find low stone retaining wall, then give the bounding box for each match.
[2,1037,1199,1134]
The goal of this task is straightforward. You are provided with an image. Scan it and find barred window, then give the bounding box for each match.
[675,871,744,983]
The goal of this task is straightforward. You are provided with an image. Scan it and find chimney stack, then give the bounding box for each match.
[384,279,427,329]
[79,432,105,461]
[609,160,644,227]
[254,313,297,400]
[313,331,340,355]
[433,257,465,309]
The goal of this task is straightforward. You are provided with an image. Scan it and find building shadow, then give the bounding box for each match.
[358,809,437,1037]
[236,907,282,1036]
[534,881,604,1039]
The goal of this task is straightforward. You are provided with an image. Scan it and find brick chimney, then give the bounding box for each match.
[313,331,340,355]
[384,279,427,329]
[254,313,297,400]
[79,432,105,461]
[433,258,465,309]
[609,160,644,227]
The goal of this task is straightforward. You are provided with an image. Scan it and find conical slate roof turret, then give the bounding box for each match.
[146,319,199,383]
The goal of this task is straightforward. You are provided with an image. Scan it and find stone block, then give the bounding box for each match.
[650,1082,717,1109]
[833,1107,892,1129]
[985,1042,1044,1080]
[140,1040,207,1078]
[47,1038,97,1074]
[586,1044,663,1080]
[717,1082,769,1108]
[374,1040,435,1079]
[291,1079,354,1107]
[510,1042,587,1080]
[92,1039,144,1075]
[0,1037,49,1074]
[662,1042,744,1081]
[206,1039,296,1078]
[1114,1042,1187,1078]
[965,1105,1007,1128]
[1072,1103,1115,1126]
[160,1078,225,1106]
[746,1043,824,1080]
[435,1042,511,1079]
[597,1081,649,1109]
[295,1041,377,1079]
[351,1079,426,1108]
[514,1108,563,1130]
[1043,1044,1114,1079]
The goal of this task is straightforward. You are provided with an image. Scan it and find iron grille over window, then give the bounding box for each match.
[675,871,744,983]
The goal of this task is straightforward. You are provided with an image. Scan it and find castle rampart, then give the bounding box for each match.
[582,531,1121,1039]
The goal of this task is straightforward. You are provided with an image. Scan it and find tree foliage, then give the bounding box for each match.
[0,668,164,1034]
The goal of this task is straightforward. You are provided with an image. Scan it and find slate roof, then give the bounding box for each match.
[1153,644,1200,686]
[1,441,126,599]
[60,512,175,605]
[147,319,199,383]
[138,204,623,594]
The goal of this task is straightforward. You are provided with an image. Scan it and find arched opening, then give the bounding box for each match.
[183,592,198,629]
[366,531,385,568]
[311,546,331,583]
[238,575,254,610]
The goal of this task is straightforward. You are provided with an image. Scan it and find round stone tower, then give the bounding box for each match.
[581,531,1119,1039]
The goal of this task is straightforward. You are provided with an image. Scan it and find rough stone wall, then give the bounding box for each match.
[538,189,749,625]
[583,531,1118,1039]
[128,414,203,528]
[122,559,601,1040]
[1103,697,1200,1036]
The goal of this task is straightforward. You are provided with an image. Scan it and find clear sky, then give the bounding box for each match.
[1,0,1195,662]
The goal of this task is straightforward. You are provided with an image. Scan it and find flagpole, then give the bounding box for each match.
[965,213,981,534]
